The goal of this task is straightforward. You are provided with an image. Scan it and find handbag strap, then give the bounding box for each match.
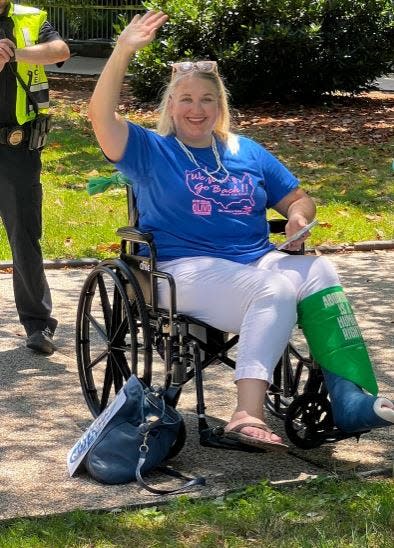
[136,448,206,495]
[136,419,206,495]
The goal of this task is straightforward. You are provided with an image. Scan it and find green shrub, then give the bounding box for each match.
[126,0,393,105]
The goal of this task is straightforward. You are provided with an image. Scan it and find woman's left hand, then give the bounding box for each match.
[283,216,311,251]
[273,188,317,251]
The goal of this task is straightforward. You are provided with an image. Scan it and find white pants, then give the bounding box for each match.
[158,251,340,383]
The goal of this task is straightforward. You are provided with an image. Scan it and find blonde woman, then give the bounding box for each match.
[89,11,394,451]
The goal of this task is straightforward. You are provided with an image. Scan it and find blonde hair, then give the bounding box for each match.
[157,69,231,143]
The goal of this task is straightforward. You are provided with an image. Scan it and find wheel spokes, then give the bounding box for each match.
[111,351,130,391]
[110,315,130,347]
[86,349,108,371]
[85,312,108,342]
[97,272,113,334]
[99,358,114,412]
[76,263,153,418]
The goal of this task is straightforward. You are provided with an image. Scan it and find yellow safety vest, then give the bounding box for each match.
[9,2,49,125]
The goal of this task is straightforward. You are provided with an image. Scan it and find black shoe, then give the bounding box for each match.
[26,327,57,355]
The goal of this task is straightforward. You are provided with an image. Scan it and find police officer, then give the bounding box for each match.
[0,1,69,354]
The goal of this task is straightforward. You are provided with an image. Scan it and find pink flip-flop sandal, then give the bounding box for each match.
[224,422,288,452]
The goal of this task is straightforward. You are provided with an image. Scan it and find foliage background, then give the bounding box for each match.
[128,0,394,104]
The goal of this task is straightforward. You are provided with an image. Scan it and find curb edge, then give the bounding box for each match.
[0,242,392,271]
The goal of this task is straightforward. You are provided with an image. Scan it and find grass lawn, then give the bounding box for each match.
[0,89,392,260]
[0,477,392,547]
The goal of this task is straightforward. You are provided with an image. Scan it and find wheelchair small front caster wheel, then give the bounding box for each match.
[285,393,334,449]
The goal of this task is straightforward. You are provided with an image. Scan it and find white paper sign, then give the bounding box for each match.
[67,388,127,477]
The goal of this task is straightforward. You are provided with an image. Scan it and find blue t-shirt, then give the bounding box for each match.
[115,123,299,264]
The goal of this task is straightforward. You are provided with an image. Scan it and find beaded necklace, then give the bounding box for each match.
[174,135,230,183]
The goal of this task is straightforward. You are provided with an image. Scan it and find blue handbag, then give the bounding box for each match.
[83,375,205,494]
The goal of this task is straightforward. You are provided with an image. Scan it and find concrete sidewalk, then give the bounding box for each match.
[376,74,394,92]
[46,56,107,76]
[46,55,134,79]
[0,251,393,520]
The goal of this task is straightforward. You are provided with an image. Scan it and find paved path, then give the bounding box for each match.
[0,251,393,520]
[376,74,394,92]
[46,56,106,76]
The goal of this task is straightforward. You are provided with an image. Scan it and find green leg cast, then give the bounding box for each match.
[297,286,378,396]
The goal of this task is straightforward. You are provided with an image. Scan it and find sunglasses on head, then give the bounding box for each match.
[171,61,218,75]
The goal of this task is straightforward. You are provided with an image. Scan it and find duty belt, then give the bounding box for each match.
[0,124,31,146]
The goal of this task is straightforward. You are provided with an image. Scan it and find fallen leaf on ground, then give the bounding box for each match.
[96,243,121,253]
[365,214,382,221]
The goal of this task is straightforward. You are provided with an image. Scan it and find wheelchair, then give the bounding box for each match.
[76,186,368,454]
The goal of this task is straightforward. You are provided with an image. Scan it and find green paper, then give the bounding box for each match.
[87,171,130,195]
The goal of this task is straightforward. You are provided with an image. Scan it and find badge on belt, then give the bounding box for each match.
[7,127,24,146]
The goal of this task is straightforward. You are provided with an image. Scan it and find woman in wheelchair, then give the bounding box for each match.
[87,11,393,451]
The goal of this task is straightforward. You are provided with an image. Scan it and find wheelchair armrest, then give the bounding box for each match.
[269,218,305,254]
[117,219,288,246]
[268,218,287,234]
[116,226,154,244]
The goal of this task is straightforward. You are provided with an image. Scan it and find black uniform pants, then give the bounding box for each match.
[0,143,57,335]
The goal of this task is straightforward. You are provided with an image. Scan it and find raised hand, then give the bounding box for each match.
[117,10,168,54]
[89,11,167,161]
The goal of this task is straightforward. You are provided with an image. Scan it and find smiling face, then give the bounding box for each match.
[168,74,220,147]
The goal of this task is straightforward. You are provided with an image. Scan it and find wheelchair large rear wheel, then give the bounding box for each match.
[76,259,152,417]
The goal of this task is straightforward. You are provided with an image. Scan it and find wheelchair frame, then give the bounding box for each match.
[76,187,366,452]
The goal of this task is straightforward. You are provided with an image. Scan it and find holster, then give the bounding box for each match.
[28,114,52,150]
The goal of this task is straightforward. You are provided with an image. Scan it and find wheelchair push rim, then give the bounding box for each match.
[76,260,152,417]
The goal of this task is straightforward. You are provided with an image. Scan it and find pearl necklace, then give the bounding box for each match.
[175,135,230,183]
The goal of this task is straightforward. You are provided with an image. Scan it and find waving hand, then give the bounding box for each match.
[117,11,168,55]
[88,10,168,162]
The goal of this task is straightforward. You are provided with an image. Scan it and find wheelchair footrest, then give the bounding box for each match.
[199,426,268,453]
[319,428,371,445]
